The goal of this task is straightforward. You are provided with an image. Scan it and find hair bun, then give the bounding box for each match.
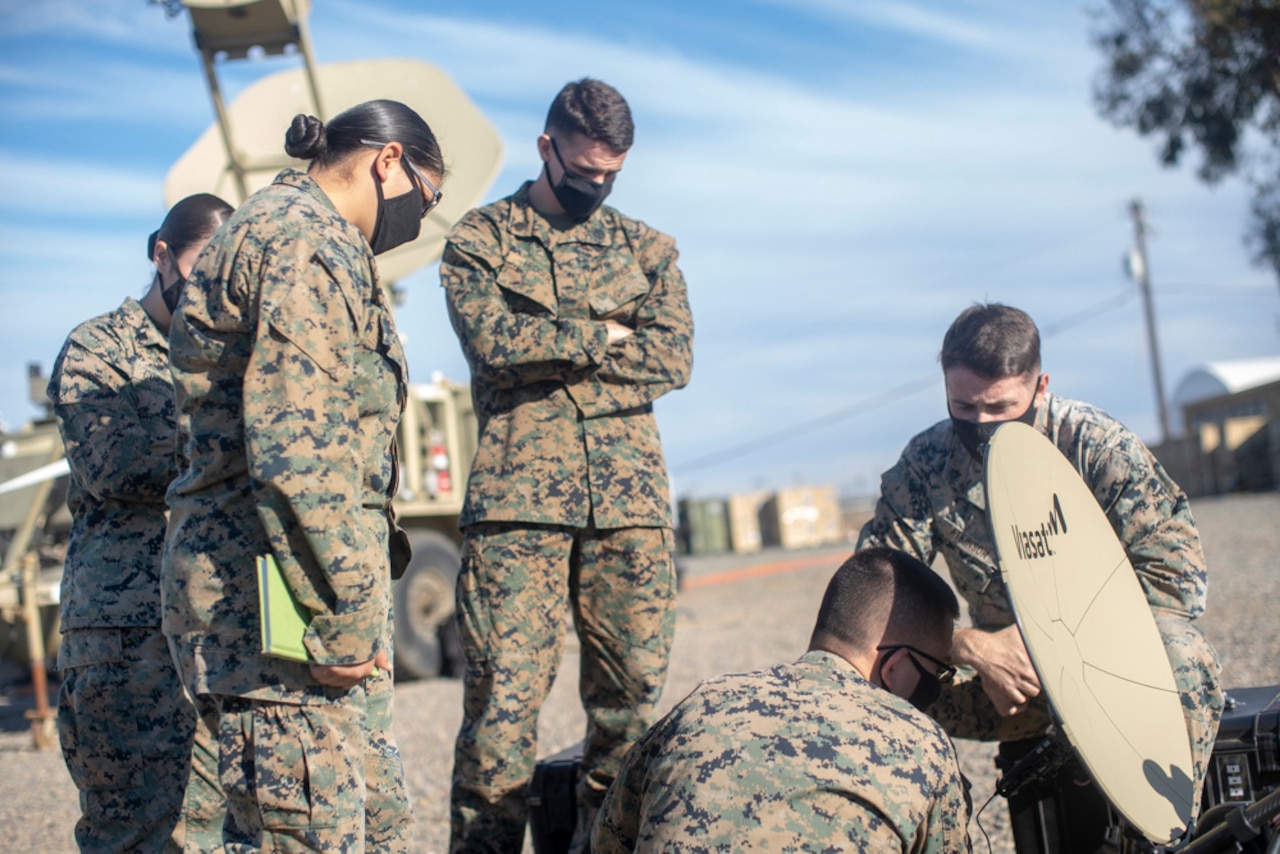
[284,114,327,160]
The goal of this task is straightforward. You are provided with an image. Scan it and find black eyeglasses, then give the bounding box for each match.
[402,157,443,217]
[876,644,957,683]
[361,140,443,218]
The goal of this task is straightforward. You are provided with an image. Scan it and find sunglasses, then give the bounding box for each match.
[362,140,443,217]
[875,644,957,684]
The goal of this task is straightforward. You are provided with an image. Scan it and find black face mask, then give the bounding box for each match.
[160,269,186,315]
[876,649,944,712]
[368,168,423,255]
[950,390,1040,463]
[906,667,943,712]
[545,137,614,223]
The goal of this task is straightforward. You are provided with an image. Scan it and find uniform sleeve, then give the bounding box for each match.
[49,329,176,503]
[1085,433,1208,619]
[917,735,973,853]
[442,214,609,389]
[592,726,653,853]
[857,445,939,564]
[569,229,694,419]
[242,240,382,665]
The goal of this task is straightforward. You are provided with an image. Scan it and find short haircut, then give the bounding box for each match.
[939,303,1041,379]
[809,547,959,651]
[544,78,634,153]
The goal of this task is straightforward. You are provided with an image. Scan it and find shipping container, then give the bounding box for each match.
[677,498,730,555]
[759,486,842,550]
[726,491,768,554]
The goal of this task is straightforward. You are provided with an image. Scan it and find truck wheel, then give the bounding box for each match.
[392,530,461,681]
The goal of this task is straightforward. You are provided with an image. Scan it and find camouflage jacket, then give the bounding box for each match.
[163,169,406,701]
[593,650,973,853]
[48,297,176,631]
[441,182,693,529]
[858,393,1207,628]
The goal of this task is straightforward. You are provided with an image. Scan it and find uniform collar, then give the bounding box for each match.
[121,296,169,353]
[272,168,340,215]
[505,181,618,248]
[798,649,870,684]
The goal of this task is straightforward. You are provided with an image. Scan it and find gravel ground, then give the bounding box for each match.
[0,491,1275,853]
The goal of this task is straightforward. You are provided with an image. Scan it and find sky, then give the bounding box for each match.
[1,0,1277,499]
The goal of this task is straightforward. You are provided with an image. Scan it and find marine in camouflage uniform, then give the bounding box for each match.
[858,392,1223,814]
[164,169,412,852]
[49,296,221,853]
[442,169,693,849]
[593,651,973,853]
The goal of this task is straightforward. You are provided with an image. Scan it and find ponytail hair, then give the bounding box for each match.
[148,192,234,262]
[284,99,445,179]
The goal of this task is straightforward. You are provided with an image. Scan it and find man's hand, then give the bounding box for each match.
[605,319,634,345]
[952,625,1040,716]
[310,649,391,689]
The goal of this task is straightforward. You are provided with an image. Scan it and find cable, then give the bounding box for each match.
[973,790,999,854]
[672,290,1139,476]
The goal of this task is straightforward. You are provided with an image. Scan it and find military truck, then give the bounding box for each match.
[0,360,478,683]
[0,0,503,690]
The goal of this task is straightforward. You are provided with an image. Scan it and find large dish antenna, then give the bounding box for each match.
[985,421,1196,844]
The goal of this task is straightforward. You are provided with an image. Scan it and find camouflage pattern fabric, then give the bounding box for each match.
[441,182,691,853]
[450,523,678,852]
[365,632,415,852]
[592,650,973,853]
[165,167,404,694]
[57,628,220,853]
[49,301,222,851]
[857,393,1223,809]
[207,693,365,853]
[441,181,693,530]
[164,169,411,846]
[49,297,176,630]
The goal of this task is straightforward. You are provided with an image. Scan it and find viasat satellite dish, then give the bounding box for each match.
[985,421,1196,844]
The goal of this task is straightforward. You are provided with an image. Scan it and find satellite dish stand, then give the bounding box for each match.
[182,0,324,202]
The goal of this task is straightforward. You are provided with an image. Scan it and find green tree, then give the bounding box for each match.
[1092,0,1280,289]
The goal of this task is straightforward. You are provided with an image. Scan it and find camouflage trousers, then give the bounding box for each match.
[931,616,1223,815]
[57,626,221,853]
[449,523,678,854]
[195,664,413,853]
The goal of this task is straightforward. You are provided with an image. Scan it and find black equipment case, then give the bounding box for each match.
[528,743,584,854]
[1203,684,1280,809]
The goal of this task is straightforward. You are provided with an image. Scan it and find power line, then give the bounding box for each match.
[672,290,1138,476]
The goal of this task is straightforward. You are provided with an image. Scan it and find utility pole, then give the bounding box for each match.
[1126,200,1173,444]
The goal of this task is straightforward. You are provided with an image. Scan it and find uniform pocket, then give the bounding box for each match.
[57,632,144,792]
[254,704,351,830]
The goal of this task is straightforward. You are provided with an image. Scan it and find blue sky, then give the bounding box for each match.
[1,0,1277,498]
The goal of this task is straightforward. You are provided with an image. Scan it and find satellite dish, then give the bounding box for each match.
[164,58,504,283]
[985,421,1195,844]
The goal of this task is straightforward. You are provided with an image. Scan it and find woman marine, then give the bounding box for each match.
[162,99,444,851]
[48,192,234,853]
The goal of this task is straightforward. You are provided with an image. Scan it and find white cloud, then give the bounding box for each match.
[0,152,163,218]
[0,0,187,51]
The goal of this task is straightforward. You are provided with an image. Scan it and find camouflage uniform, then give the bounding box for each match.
[164,169,412,852]
[857,393,1223,808]
[442,181,693,852]
[593,650,973,853]
[48,297,221,853]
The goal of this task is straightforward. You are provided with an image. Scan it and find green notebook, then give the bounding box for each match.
[255,554,311,662]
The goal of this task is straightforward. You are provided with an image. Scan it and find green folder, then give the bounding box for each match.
[255,554,311,662]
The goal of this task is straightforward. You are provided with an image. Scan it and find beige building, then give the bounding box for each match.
[1156,358,1280,496]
